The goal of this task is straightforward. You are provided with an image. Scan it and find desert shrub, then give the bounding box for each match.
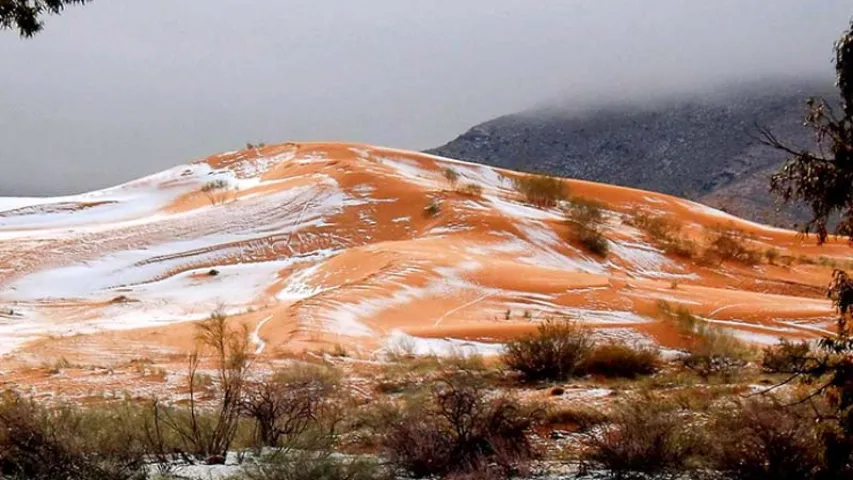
[708,398,824,480]
[544,404,609,433]
[149,310,253,462]
[512,173,569,208]
[423,199,441,218]
[579,343,661,379]
[457,182,483,198]
[443,167,460,188]
[702,224,761,265]
[657,302,752,381]
[201,178,229,192]
[383,374,540,478]
[765,247,781,265]
[503,319,595,382]
[626,212,697,259]
[201,178,232,205]
[240,365,340,450]
[579,399,702,480]
[761,339,815,374]
[0,393,149,480]
[566,198,610,257]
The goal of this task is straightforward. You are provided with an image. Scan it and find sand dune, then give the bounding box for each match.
[0,142,848,380]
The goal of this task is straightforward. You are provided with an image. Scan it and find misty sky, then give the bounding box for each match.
[1,1,851,196]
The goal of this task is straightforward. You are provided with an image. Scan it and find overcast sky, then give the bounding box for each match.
[1,1,851,196]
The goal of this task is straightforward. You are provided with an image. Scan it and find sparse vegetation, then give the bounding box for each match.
[702,224,761,266]
[457,182,483,198]
[383,373,541,479]
[423,198,441,218]
[566,197,610,257]
[579,399,702,480]
[626,212,697,259]
[148,310,253,461]
[503,318,595,382]
[442,167,459,188]
[657,302,752,381]
[512,173,569,208]
[765,247,781,265]
[708,398,824,480]
[202,178,232,205]
[578,342,661,379]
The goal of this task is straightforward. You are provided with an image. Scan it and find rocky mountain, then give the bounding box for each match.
[428,81,837,227]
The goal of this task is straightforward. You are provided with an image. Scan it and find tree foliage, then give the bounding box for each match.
[763,19,853,243]
[0,0,91,37]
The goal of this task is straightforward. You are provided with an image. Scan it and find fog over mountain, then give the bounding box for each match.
[0,1,850,195]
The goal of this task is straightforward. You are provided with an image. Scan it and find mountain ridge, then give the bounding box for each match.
[427,80,836,226]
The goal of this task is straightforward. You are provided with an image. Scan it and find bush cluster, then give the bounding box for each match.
[512,173,569,208]
[566,198,610,257]
[382,373,541,479]
[503,319,661,382]
[626,212,697,259]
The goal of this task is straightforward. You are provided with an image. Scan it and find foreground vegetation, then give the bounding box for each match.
[4,304,853,480]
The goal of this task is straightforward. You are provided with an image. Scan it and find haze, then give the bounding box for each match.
[0,0,850,196]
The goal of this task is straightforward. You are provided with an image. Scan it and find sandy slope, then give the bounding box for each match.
[0,142,848,391]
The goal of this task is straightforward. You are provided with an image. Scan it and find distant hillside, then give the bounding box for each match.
[428,81,836,227]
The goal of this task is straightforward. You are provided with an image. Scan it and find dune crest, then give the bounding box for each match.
[0,142,846,371]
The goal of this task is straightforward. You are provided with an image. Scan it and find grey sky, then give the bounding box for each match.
[0,1,850,196]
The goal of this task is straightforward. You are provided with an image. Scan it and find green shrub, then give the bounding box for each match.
[579,343,661,379]
[503,319,595,382]
[512,174,569,208]
[0,393,149,480]
[761,339,815,374]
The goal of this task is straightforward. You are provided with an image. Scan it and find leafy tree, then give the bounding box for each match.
[760,18,853,477]
[0,0,92,37]
[762,19,853,243]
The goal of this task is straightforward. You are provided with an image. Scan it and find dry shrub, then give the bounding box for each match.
[626,212,697,259]
[657,302,752,381]
[457,182,483,198]
[579,343,661,379]
[761,339,815,374]
[241,365,340,450]
[201,178,231,205]
[709,398,824,480]
[383,374,541,478]
[503,318,595,382]
[566,198,610,257]
[702,224,761,265]
[512,173,569,208]
[0,393,148,480]
[150,309,253,462]
[579,399,702,480]
[443,167,460,188]
[423,198,441,218]
[544,404,609,433]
